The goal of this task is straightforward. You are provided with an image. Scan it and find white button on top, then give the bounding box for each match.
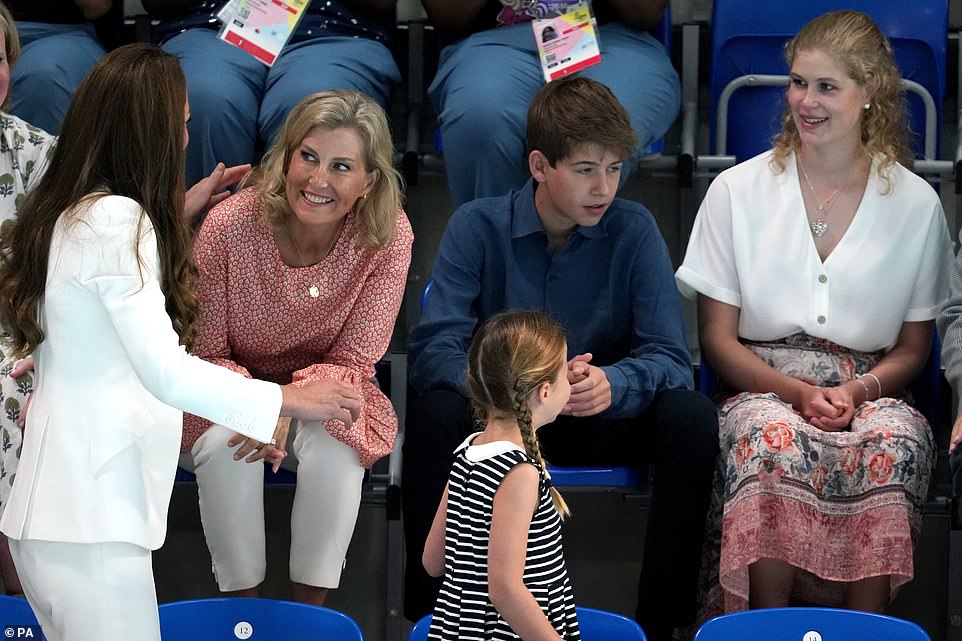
[818,274,827,283]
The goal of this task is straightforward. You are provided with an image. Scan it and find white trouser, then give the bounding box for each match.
[9,538,159,641]
[181,420,365,590]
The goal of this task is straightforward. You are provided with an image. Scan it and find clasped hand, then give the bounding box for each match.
[562,353,611,417]
[796,383,855,432]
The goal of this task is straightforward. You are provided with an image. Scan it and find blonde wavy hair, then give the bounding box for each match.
[0,2,20,110]
[467,310,571,519]
[249,90,403,249]
[771,10,913,189]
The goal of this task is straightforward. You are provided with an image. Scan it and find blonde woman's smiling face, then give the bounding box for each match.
[787,48,872,153]
[284,126,377,231]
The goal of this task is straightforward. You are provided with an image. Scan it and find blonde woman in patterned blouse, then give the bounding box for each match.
[181,90,412,605]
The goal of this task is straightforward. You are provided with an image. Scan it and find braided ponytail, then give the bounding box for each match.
[467,310,570,519]
[513,383,570,519]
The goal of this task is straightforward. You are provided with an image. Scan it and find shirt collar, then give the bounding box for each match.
[510,178,609,240]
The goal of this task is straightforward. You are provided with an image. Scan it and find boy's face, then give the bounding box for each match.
[529,143,623,236]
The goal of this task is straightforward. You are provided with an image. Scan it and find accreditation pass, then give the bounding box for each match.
[532,2,601,82]
[218,0,310,66]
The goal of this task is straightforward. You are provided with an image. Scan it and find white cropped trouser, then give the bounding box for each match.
[10,538,160,641]
[180,420,365,590]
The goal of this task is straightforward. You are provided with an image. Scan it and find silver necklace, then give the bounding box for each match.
[287,220,342,299]
[797,156,846,238]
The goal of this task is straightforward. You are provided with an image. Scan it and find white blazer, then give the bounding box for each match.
[0,195,281,550]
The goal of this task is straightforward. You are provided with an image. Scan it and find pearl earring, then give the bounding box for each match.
[863,103,871,110]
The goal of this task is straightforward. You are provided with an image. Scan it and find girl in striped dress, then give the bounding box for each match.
[423,310,581,641]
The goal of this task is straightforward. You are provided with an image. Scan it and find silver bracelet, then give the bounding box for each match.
[855,377,872,402]
[861,373,882,400]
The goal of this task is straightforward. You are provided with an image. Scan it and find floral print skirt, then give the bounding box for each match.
[0,337,29,513]
[699,334,935,616]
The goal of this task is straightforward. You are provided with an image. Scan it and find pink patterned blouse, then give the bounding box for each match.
[182,187,413,468]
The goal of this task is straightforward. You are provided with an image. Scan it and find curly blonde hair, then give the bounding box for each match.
[771,10,913,189]
[250,90,403,249]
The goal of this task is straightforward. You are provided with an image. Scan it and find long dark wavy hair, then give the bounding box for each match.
[0,43,197,357]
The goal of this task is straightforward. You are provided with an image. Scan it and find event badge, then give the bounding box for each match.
[532,2,601,82]
[217,0,310,66]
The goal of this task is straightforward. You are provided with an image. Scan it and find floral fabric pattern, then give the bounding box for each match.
[0,112,54,514]
[0,113,55,224]
[183,188,413,468]
[0,339,29,510]
[699,334,935,617]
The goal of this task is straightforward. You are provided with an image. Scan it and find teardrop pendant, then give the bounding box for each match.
[810,219,829,237]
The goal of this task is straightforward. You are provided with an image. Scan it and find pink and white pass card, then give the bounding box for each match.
[218,0,309,66]
[532,3,601,82]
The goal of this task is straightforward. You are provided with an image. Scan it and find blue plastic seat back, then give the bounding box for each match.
[576,606,648,640]
[408,607,647,640]
[158,597,364,641]
[547,465,645,488]
[710,0,947,162]
[407,614,431,641]
[693,606,930,641]
[0,596,41,638]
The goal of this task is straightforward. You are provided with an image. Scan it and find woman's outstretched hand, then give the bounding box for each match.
[228,417,292,472]
[184,162,251,223]
[280,379,361,427]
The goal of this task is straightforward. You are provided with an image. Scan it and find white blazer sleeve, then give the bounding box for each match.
[75,197,281,443]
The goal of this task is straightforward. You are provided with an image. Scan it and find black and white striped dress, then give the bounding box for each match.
[429,436,581,641]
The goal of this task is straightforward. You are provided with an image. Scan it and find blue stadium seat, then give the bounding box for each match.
[0,596,40,638]
[694,606,930,641]
[158,597,364,641]
[408,606,647,640]
[709,0,948,164]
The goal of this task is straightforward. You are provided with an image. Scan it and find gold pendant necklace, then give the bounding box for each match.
[287,220,342,299]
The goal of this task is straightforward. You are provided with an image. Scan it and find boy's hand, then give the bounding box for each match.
[562,363,611,417]
[567,353,592,384]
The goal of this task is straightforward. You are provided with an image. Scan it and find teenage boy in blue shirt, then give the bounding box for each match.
[403,76,719,641]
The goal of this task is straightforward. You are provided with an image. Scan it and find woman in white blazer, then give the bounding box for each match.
[0,44,363,641]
